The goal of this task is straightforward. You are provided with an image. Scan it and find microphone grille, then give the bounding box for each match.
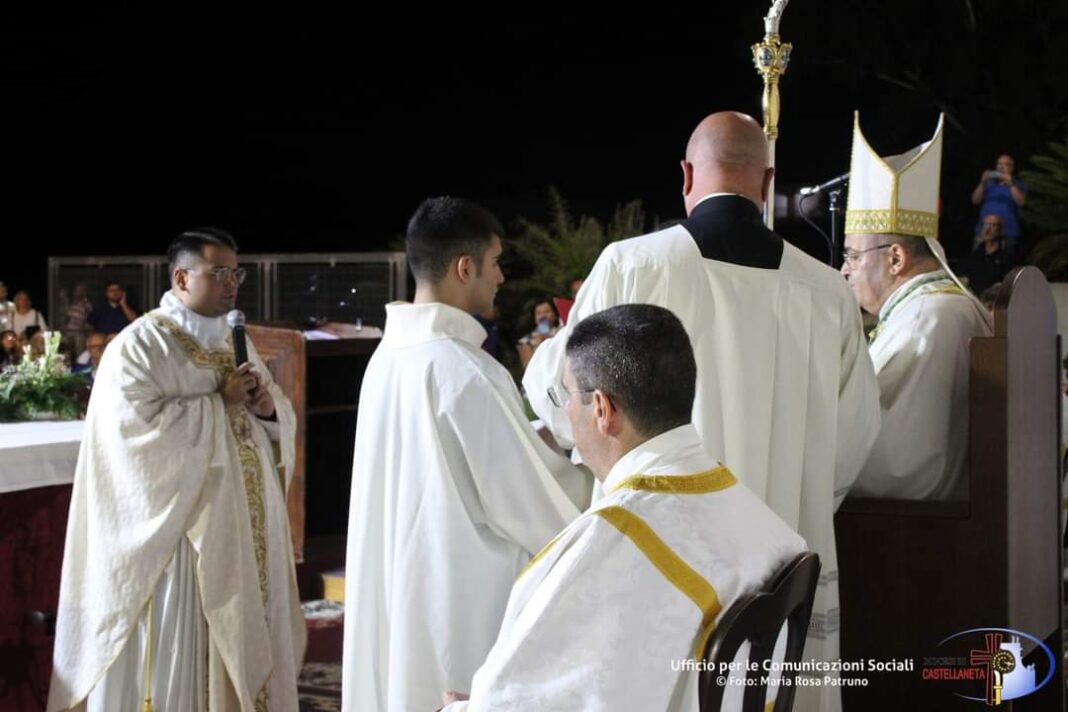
[226,310,246,328]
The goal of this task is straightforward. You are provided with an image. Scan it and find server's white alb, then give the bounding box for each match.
[343,301,585,712]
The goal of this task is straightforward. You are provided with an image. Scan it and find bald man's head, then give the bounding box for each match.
[681,112,773,215]
[686,112,768,167]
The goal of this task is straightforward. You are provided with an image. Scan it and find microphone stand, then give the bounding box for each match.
[828,188,844,269]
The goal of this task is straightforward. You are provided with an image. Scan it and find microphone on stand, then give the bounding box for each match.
[799,172,850,196]
[227,310,248,366]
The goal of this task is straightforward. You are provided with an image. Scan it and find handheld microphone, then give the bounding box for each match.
[799,172,850,196]
[227,310,248,366]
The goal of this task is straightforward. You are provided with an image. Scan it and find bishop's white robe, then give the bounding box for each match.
[48,291,306,712]
[852,270,993,500]
[523,195,881,711]
[342,302,586,712]
[443,424,806,712]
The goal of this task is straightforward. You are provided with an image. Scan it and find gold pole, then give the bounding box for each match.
[752,1,793,229]
[142,596,154,712]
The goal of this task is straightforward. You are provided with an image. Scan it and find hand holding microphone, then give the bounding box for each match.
[220,363,257,407]
[225,309,275,417]
[228,309,248,366]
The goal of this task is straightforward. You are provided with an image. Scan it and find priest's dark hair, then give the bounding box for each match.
[167,227,239,275]
[566,304,696,439]
[406,197,504,283]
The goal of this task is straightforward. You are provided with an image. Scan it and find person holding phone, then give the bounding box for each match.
[971,153,1027,248]
[516,298,560,369]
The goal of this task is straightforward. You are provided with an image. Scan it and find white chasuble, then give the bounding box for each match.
[49,292,305,711]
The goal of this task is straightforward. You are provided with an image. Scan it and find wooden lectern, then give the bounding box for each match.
[247,323,380,563]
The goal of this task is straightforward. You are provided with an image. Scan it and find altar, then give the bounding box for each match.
[0,420,83,710]
[0,421,83,493]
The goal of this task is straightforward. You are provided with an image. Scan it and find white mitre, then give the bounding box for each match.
[845,111,944,240]
[844,112,982,300]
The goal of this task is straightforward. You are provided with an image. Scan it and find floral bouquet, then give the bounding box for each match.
[0,331,87,421]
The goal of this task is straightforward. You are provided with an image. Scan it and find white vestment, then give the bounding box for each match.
[342,302,587,712]
[48,291,306,712]
[443,424,807,712]
[523,197,881,711]
[852,270,993,499]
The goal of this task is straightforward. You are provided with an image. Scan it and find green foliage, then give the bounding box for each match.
[1025,234,1068,283]
[0,332,87,421]
[1020,135,1068,238]
[500,187,647,331]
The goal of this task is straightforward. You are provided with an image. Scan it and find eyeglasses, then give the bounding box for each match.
[546,384,596,408]
[185,266,248,285]
[841,244,895,266]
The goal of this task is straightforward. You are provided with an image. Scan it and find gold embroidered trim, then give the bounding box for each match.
[608,467,737,495]
[844,208,938,239]
[594,506,721,659]
[924,284,965,296]
[151,315,271,612]
[231,408,270,608]
[150,314,236,374]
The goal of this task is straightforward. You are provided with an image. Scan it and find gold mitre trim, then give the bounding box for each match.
[845,112,945,239]
[844,209,939,239]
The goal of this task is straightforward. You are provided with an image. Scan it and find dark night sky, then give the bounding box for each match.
[3,4,1065,307]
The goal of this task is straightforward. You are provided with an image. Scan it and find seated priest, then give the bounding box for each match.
[440,304,806,711]
[841,113,992,500]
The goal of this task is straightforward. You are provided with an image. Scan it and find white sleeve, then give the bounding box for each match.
[443,375,581,555]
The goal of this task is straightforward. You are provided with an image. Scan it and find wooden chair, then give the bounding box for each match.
[699,552,821,712]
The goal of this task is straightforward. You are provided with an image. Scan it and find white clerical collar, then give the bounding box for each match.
[156,290,230,349]
[381,301,487,349]
[876,268,949,323]
[694,192,748,208]
[601,423,715,492]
